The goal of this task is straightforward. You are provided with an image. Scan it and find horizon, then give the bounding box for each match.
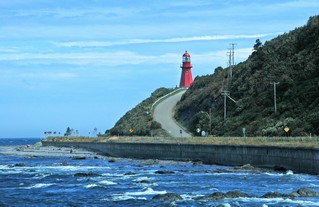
[1,0,318,138]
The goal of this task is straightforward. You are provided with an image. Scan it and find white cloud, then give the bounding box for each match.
[0,47,253,69]
[55,33,279,48]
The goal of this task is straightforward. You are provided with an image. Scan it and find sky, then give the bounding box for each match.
[0,0,318,138]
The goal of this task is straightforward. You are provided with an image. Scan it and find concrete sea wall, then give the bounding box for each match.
[42,141,319,174]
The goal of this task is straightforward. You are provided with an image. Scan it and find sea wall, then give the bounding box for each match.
[42,141,319,174]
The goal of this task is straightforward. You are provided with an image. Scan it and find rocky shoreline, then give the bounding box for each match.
[2,144,319,204]
[0,145,101,159]
[152,188,319,202]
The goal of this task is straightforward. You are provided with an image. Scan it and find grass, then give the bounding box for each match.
[42,136,319,148]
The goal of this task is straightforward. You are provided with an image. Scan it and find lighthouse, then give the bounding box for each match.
[179,51,193,88]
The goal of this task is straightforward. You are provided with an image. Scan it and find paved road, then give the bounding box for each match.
[153,89,192,138]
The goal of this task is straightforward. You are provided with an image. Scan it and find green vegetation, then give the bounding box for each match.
[43,136,319,148]
[103,16,319,138]
[175,16,319,137]
[105,87,175,136]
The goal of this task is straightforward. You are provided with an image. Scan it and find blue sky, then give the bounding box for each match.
[0,0,318,138]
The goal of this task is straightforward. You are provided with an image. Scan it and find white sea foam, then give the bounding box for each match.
[99,180,117,185]
[125,187,166,196]
[181,194,203,200]
[286,170,294,175]
[23,183,53,189]
[101,172,123,177]
[105,195,147,201]
[309,183,319,187]
[85,184,98,188]
[232,197,319,206]
[0,165,10,170]
[133,176,150,182]
[40,165,110,171]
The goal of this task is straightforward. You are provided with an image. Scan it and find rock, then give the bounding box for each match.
[144,159,159,165]
[191,160,203,165]
[124,172,136,176]
[73,156,86,160]
[274,165,288,172]
[61,162,68,166]
[225,191,251,198]
[11,163,26,167]
[215,164,266,173]
[291,188,319,197]
[152,193,182,201]
[197,192,227,200]
[197,191,251,200]
[139,180,151,184]
[262,192,287,198]
[15,147,22,151]
[155,170,175,174]
[108,158,116,163]
[73,172,100,177]
[262,188,319,198]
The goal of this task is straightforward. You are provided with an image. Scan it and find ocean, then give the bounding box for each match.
[0,138,319,207]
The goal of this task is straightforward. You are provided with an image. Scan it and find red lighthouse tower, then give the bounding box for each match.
[179,51,193,88]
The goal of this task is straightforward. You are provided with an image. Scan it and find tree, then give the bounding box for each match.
[253,39,263,51]
[64,127,72,136]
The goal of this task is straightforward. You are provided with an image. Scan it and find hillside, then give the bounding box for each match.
[175,16,319,137]
[105,87,174,136]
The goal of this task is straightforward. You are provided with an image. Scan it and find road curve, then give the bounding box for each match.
[153,89,192,138]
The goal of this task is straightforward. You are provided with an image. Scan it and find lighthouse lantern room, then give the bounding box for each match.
[179,51,193,88]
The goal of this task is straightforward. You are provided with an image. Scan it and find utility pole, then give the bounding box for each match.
[222,43,237,120]
[270,82,279,113]
[209,108,212,135]
[221,91,229,120]
[221,91,237,120]
[228,43,236,79]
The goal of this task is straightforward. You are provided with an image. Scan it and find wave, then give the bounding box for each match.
[23,183,54,189]
[85,184,99,189]
[133,176,150,182]
[103,195,147,201]
[125,187,166,196]
[99,180,117,185]
[84,180,117,189]
[231,197,319,206]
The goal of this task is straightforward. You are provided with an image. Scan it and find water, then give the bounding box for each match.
[1,138,319,206]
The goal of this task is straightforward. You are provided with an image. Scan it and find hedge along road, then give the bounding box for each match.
[153,89,192,138]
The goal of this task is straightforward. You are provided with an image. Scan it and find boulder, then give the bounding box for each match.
[215,164,266,173]
[13,163,26,167]
[155,170,175,174]
[73,172,100,177]
[138,180,151,184]
[274,165,288,172]
[291,188,319,197]
[73,156,86,160]
[124,172,136,176]
[144,159,159,165]
[262,192,287,198]
[197,192,227,200]
[225,191,251,198]
[152,193,182,201]
[108,158,116,163]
